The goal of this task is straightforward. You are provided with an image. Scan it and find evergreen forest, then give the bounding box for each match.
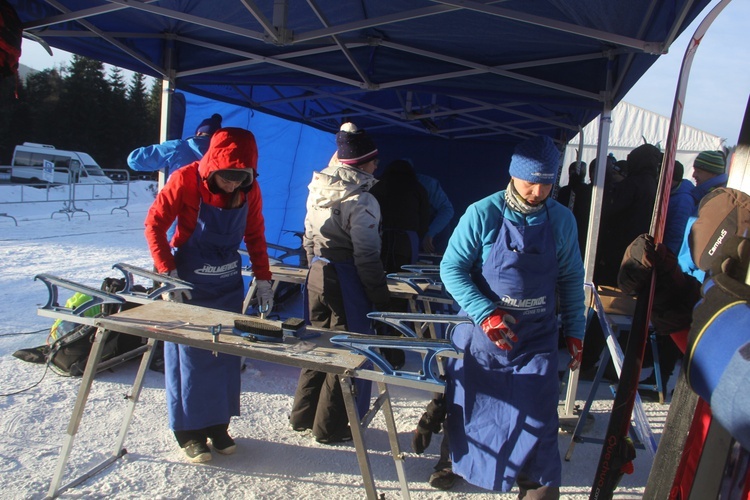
[0,55,161,170]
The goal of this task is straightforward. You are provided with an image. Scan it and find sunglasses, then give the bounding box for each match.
[216,169,253,184]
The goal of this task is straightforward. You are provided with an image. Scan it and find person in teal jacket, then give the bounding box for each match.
[433,135,585,495]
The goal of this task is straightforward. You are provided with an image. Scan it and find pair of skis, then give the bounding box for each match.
[589,1,733,498]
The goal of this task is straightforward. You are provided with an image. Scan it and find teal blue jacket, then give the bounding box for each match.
[440,191,586,340]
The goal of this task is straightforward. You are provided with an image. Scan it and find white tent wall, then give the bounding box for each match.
[561,101,724,185]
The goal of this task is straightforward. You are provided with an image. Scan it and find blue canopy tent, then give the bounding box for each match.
[12,4,710,148]
[10,0,714,252]
[9,0,724,453]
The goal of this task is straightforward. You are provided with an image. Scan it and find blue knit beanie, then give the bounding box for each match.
[195,113,223,136]
[508,136,560,184]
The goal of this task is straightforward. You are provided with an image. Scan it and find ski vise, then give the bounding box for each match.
[34,273,125,319]
[330,334,458,385]
[387,272,450,300]
[366,311,472,339]
[399,264,440,275]
[112,262,194,304]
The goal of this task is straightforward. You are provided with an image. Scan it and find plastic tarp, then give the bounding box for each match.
[561,101,724,184]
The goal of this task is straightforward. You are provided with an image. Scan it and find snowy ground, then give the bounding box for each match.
[0,181,668,499]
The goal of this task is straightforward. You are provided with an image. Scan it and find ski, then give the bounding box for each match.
[589,1,732,498]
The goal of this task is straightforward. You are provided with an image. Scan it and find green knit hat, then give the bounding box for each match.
[693,150,726,174]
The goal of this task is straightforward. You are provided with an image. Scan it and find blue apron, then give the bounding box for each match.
[446,206,561,491]
[304,257,374,417]
[165,191,247,431]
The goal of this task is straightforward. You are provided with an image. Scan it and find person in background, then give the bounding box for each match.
[611,158,628,183]
[144,127,273,463]
[689,150,729,210]
[640,160,694,394]
[556,160,585,211]
[571,157,624,262]
[618,187,750,495]
[664,161,694,256]
[289,122,390,444]
[632,160,693,394]
[128,113,223,178]
[414,169,455,254]
[370,159,431,274]
[595,144,661,287]
[577,156,631,380]
[370,159,431,368]
[417,135,585,495]
[677,150,729,281]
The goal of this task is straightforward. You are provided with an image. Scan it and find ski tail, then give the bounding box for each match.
[588,1,732,498]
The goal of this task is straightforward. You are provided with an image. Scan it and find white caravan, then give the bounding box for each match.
[10,143,112,184]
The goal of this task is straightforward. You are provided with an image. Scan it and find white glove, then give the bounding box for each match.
[161,269,192,303]
[255,280,274,315]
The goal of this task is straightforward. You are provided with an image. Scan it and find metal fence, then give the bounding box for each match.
[0,168,133,223]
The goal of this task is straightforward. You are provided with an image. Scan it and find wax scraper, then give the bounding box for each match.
[233,319,284,343]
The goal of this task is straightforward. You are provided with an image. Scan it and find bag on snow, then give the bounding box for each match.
[13,277,156,376]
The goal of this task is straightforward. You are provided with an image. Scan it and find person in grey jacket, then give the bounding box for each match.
[289,122,390,444]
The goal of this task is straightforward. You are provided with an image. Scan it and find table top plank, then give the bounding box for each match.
[95,301,367,374]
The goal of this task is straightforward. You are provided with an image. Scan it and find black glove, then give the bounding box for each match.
[411,396,447,454]
[618,234,679,295]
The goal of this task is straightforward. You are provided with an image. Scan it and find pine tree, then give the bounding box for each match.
[59,56,111,164]
[128,73,154,153]
[146,78,162,141]
[19,68,64,149]
[105,67,131,168]
[3,57,161,178]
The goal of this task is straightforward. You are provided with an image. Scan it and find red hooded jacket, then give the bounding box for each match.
[144,127,271,280]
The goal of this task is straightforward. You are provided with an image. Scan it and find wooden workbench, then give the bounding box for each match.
[44,300,445,500]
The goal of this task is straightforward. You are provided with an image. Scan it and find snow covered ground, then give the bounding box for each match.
[0,181,668,499]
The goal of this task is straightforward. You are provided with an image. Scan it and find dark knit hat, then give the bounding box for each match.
[627,143,661,175]
[693,150,726,174]
[508,136,560,184]
[672,160,684,181]
[195,113,223,136]
[336,122,378,167]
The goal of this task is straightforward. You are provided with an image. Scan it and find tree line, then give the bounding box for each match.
[0,55,161,170]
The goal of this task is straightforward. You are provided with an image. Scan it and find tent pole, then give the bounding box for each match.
[158,42,176,190]
[562,80,614,419]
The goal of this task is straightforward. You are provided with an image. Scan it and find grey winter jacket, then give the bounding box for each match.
[303,158,390,309]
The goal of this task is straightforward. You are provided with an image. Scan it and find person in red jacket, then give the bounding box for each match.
[144,127,273,463]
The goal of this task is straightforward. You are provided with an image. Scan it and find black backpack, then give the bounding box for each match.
[14,277,159,376]
[46,278,146,375]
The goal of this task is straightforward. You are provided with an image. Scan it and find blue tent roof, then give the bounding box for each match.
[13,0,711,145]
